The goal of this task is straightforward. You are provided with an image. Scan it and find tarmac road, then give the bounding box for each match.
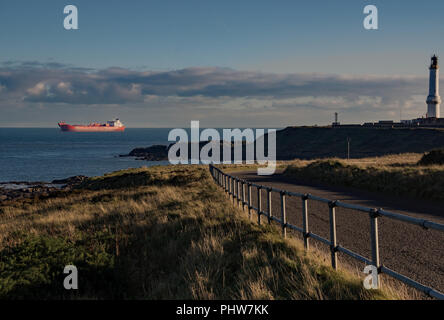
[229,170,444,295]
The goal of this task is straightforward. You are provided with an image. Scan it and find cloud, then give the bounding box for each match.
[0,61,429,119]
[27,82,47,96]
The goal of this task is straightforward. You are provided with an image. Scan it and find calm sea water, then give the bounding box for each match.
[0,128,172,182]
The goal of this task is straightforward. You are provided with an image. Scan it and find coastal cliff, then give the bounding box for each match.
[123,126,444,162]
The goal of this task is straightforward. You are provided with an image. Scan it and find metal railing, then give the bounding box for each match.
[209,165,444,300]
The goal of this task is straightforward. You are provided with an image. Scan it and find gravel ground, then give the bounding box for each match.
[229,170,444,296]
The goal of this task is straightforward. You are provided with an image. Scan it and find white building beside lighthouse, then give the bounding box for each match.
[426,55,441,118]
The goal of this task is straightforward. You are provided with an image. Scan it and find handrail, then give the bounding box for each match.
[209,164,444,300]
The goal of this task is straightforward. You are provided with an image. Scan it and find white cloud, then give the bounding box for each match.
[0,61,432,125]
[26,82,46,96]
[57,82,73,95]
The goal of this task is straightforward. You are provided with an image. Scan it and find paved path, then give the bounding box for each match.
[229,170,444,294]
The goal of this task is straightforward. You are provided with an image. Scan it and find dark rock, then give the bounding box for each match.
[124,141,247,162]
[0,179,77,203]
[418,149,444,165]
[122,145,169,161]
[52,175,88,185]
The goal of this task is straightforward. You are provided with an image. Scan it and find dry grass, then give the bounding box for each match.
[283,153,444,202]
[0,165,395,300]
[217,154,425,173]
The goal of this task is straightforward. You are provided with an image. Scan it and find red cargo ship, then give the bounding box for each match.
[58,119,125,132]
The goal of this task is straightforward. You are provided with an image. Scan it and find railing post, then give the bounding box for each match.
[280,191,287,238]
[243,181,247,211]
[257,187,262,225]
[233,178,237,202]
[329,201,338,270]
[248,183,252,220]
[238,179,242,207]
[234,179,238,204]
[240,180,244,211]
[227,176,230,196]
[267,188,272,224]
[302,194,310,251]
[231,177,233,198]
[228,176,231,195]
[242,181,246,211]
[370,209,381,289]
[232,177,236,205]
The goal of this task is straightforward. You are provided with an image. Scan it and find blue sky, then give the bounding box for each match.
[1,0,444,127]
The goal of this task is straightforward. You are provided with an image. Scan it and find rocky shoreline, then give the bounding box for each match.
[121,141,245,162]
[0,175,87,202]
[120,144,169,161]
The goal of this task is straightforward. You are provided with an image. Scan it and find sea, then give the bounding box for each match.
[0,128,172,183]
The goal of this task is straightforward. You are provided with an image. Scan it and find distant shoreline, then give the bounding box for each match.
[0,175,87,202]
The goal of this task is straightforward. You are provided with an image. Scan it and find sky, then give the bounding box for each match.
[1,0,444,127]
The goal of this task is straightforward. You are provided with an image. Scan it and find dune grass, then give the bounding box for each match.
[283,153,444,202]
[0,165,394,300]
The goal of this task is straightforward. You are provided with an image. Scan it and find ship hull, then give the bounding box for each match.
[59,124,125,132]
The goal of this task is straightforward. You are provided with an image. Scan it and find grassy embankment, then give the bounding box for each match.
[284,152,444,202]
[273,126,444,159]
[0,165,393,300]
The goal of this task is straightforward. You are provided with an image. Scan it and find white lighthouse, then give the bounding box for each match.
[426,55,441,118]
